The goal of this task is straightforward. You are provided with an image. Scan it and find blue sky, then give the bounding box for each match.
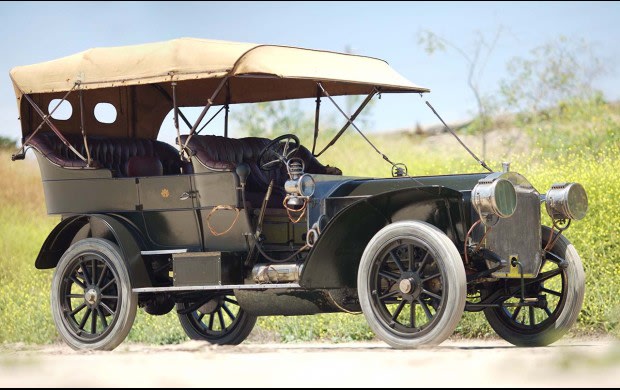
[1,1,619,144]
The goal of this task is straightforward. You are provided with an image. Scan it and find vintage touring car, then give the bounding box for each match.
[9,38,587,350]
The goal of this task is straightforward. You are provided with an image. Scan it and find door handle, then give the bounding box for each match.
[179,191,198,200]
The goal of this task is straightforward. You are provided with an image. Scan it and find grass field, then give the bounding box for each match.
[0,98,618,344]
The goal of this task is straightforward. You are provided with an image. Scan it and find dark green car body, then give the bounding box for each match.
[11,38,587,350]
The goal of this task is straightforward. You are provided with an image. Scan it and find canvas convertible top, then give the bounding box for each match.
[10,38,428,140]
[11,37,428,102]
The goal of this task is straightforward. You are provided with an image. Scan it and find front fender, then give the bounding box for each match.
[300,186,465,289]
[35,214,151,288]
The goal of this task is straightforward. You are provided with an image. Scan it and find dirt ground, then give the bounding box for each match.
[1,337,619,388]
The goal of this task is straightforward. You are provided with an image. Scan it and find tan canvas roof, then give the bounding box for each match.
[10,38,429,139]
[10,37,428,98]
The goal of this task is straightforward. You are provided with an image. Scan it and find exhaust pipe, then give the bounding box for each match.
[252,263,303,284]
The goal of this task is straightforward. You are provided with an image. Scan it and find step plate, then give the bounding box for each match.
[173,252,221,287]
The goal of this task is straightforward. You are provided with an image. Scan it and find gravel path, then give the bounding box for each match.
[1,337,619,387]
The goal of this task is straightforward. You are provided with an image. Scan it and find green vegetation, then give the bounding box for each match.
[0,98,618,345]
[0,136,17,150]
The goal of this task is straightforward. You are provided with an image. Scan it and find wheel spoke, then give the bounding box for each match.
[69,303,87,317]
[97,308,108,328]
[222,303,236,321]
[541,287,562,297]
[408,244,414,271]
[101,295,118,300]
[197,312,206,322]
[389,251,406,273]
[217,309,226,330]
[97,264,108,287]
[208,313,215,330]
[537,269,563,283]
[100,279,116,292]
[224,297,239,306]
[68,276,86,289]
[91,307,97,334]
[421,273,441,283]
[544,307,553,318]
[78,308,92,330]
[410,301,416,328]
[417,298,433,321]
[100,302,115,316]
[506,269,564,299]
[511,306,522,321]
[529,306,535,328]
[391,300,407,321]
[545,251,565,265]
[80,261,92,285]
[91,258,97,287]
[379,270,400,282]
[416,251,430,274]
[421,289,441,301]
[66,294,84,299]
[379,290,399,301]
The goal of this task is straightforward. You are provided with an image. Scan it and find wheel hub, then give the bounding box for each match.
[84,287,100,307]
[398,273,423,300]
[399,279,413,294]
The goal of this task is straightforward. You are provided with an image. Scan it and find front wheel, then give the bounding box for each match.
[177,294,256,345]
[483,226,585,346]
[358,221,466,348]
[50,238,137,351]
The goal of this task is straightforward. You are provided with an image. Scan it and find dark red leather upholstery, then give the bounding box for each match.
[126,156,163,177]
[180,135,268,172]
[181,134,336,207]
[27,131,183,177]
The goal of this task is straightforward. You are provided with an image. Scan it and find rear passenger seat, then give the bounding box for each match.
[26,131,186,177]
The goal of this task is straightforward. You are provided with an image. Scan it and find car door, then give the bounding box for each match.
[192,171,254,252]
[138,175,201,248]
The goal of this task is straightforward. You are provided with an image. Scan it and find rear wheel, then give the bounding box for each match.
[358,221,466,348]
[483,226,585,346]
[177,294,256,345]
[50,238,137,351]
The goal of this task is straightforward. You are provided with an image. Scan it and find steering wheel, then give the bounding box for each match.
[257,134,300,171]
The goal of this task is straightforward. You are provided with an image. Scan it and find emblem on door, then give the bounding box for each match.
[161,188,170,198]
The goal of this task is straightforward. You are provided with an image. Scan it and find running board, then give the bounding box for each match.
[133,283,302,293]
[141,249,187,255]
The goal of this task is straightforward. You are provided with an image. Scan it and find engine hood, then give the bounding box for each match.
[313,172,489,200]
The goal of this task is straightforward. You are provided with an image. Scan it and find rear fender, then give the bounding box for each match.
[300,186,465,289]
[35,214,151,288]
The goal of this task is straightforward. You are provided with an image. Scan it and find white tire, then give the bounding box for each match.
[51,238,137,351]
[358,221,466,348]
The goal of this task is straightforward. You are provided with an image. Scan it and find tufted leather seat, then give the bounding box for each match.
[27,131,185,177]
[126,156,163,177]
[181,134,336,207]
